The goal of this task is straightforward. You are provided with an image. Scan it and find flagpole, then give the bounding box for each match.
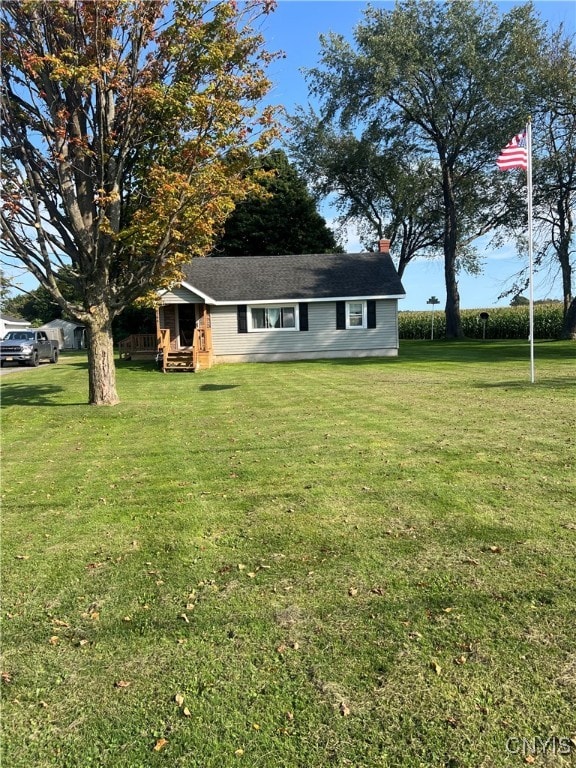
[526,119,535,383]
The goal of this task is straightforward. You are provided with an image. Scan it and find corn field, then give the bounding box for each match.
[399,304,564,339]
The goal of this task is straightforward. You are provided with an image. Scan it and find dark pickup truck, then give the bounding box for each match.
[0,330,59,367]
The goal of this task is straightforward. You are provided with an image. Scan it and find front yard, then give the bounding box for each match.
[1,341,575,767]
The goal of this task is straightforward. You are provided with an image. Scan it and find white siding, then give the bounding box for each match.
[38,320,85,349]
[211,301,399,362]
[160,286,204,304]
[0,318,31,337]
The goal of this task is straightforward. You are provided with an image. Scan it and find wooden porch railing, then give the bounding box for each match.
[192,328,200,370]
[118,333,158,359]
[158,328,171,371]
[194,311,213,368]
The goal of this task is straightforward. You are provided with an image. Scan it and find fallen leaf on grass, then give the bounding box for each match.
[153,738,168,752]
[1,672,12,684]
[445,716,459,728]
[339,702,351,717]
[114,680,131,688]
[51,618,70,627]
[49,636,59,645]
[180,613,190,623]
[174,693,184,706]
[431,661,442,676]
[15,555,29,560]
[183,707,191,717]
[234,748,244,757]
[524,756,536,765]
[370,586,386,595]
[348,587,358,597]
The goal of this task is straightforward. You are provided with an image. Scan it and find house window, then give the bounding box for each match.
[346,301,367,329]
[249,305,298,331]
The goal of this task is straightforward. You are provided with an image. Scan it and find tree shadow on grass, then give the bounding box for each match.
[476,378,575,392]
[199,384,239,392]
[0,381,83,406]
[61,361,89,370]
[115,359,157,372]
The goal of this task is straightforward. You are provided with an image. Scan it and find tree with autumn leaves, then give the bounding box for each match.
[1,0,280,404]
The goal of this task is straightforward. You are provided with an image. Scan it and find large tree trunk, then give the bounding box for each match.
[444,256,463,339]
[442,162,464,339]
[557,232,574,339]
[85,304,120,406]
[561,296,576,340]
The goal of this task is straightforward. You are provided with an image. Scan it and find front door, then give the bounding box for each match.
[178,304,197,348]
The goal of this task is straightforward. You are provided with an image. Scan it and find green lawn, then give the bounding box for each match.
[1,341,575,767]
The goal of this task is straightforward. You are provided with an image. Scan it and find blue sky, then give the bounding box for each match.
[5,2,574,311]
[261,0,576,310]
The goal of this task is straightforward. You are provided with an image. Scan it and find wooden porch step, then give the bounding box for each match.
[163,351,195,372]
[124,351,157,360]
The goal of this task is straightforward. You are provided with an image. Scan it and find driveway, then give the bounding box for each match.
[0,362,47,376]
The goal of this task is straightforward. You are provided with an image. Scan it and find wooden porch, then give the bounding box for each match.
[157,323,213,372]
[118,304,213,372]
[118,333,157,360]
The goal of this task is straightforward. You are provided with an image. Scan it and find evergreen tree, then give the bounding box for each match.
[213,150,341,256]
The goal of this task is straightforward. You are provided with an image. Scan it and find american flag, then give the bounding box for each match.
[497,132,528,171]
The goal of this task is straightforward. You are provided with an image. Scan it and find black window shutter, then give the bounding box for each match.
[299,303,309,331]
[367,300,376,328]
[237,305,248,333]
[336,301,346,330]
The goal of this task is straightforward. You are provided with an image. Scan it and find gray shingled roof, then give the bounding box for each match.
[179,252,405,303]
[0,313,31,324]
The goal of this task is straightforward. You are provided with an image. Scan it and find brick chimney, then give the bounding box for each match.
[377,238,391,254]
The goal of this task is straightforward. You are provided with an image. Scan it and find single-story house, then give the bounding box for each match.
[0,313,31,338]
[155,239,405,371]
[38,319,86,349]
